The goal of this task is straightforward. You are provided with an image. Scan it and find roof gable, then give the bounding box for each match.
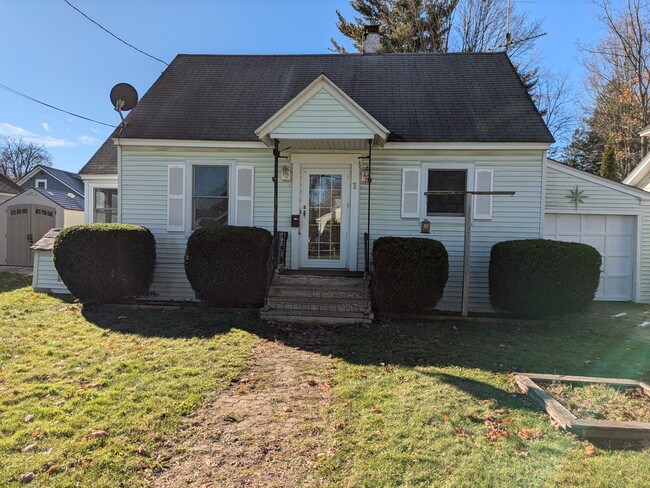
[17,165,84,196]
[0,174,21,195]
[255,75,389,146]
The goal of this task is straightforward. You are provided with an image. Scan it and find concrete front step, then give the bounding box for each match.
[267,295,369,313]
[269,284,368,300]
[260,308,373,325]
[262,273,373,325]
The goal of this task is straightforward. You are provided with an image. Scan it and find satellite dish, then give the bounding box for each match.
[110,83,138,127]
[110,83,138,111]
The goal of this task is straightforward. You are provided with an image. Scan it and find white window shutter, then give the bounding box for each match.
[167,164,185,231]
[401,167,420,218]
[236,165,254,226]
[473,168,493,220]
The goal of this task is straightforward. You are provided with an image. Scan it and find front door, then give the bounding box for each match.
[7,204,56,266]
[299,169,350,269]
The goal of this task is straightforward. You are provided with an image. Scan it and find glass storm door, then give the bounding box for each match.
[300,169,349,268]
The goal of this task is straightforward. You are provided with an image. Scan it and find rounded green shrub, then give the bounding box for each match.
[489,239,602,318]
[184,226,272,308]
[371,237,449,312]
[53,224,156,303]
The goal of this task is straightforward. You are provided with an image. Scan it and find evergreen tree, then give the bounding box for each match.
[600,137,618,181]
[561,125,606,175]
[331,0,459,53]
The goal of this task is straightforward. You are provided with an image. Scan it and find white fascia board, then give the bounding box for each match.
[254,74,389,144]
[111,138,268,149]
[16,167,41,186]
[622,151,650,186]
[79,174,118,182]
[382,142,551,151]
[548,159,650,201]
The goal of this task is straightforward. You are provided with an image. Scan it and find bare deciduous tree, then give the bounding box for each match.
[0,137,52,181]
[579,0,650,176]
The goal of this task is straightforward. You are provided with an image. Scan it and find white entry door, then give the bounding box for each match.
[299,169,350,269]
[544,213,636,301]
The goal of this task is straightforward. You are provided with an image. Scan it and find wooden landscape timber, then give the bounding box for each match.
[514,373,650,442]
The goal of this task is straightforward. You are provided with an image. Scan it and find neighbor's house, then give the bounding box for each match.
[0,174,21,204]
[0,166,84,267]
[34,33,650,310]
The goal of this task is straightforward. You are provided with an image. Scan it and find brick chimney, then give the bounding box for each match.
[363,25,380,55]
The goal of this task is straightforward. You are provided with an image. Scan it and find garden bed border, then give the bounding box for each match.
[514,373,650,442]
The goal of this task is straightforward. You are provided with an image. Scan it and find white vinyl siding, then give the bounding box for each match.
[474,168,494,220]
[272,88,374,138]
[32,251,69,294]
[401,167,420,218]
[359,150,544,313]
[120,147,292,301]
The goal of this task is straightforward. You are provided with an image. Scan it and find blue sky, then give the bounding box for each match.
[1,0,603,173]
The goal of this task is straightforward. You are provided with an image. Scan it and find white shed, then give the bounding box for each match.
[31,228,69,294]
[0,188,84,266]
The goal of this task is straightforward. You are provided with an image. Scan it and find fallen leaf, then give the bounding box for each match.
[282,406,293,413]
[494,408,509,414]
[370,405,380,413]
[443,415,449,422]
[83,430,108,440]
[22,443,37,453]
[236,387,246,394]
[517,451,529,457]
[585,444,597,456]
[501,417,513,424]
[19,472,36,483]
[307,379,318,387]
[136,446,146,455]
[517,428,545,441]
[376,428,383,435]
[45,465,58,475]
[80,459,89,468]
[335,422,345,430]
[23,415,34,423]
[453,428,475,440]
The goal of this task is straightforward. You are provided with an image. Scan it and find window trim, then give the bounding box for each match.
[35,179,47,189]
[87,183,118,223]
[420,162,475,222]
[92,187,118,223]
[185,160,235,233]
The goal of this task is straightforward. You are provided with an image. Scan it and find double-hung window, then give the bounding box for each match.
[192,165,229,228]
[94,188,118,223]
[426,169,467,216]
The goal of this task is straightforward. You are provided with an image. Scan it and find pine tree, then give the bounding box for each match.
[561,125,606,175]
[600,137,618,181]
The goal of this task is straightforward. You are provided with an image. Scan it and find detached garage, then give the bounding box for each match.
[545,160,650,303]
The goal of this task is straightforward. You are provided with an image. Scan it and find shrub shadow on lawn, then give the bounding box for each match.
[0,272,33,293]
[81,304,264,339]
[270,305,650,380]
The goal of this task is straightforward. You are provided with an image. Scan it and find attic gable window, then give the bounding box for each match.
[193,166,229,228]
[426,170,467,216]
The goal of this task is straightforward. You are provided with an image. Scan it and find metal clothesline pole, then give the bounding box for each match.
[424,190,516,317]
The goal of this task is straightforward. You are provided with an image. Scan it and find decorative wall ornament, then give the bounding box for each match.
[566,185,589,209]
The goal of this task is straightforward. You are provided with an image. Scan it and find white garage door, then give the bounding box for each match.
[544,214,636,301]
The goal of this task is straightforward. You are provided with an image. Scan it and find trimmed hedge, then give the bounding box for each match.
[489,239,602,318]
[184,226,272,308]
[371,237,449,312]
[53,224,156,303]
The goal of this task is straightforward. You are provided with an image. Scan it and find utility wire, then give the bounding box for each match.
[63,0,169,66]
[0,83,115,128]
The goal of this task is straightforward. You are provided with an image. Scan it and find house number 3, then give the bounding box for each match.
[353,182,357,189]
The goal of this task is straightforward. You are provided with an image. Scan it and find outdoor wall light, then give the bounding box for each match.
[281,165,291,182]
[420,219,430,234]
[361,166,370,183]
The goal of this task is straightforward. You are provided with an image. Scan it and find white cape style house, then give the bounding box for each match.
[32,30,650,312]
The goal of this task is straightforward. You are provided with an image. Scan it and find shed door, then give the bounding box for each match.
[6,205,56,266]
[544,214,635,301]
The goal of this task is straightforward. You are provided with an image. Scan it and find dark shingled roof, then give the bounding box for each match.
[41,166,84,196]
[31,228,61,251]
[80,52,553,175]
[0,174,22,194]
[34,188,84,211]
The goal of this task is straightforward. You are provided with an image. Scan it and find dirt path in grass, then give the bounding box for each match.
[153,329,338,488]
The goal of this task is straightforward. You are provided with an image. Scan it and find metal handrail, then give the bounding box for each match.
[364,232,370,275]
[264,231,288,306]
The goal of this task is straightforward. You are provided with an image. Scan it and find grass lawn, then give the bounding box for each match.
[0,273,261,487]
[322,305,650,487]
[1,271,649,487]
